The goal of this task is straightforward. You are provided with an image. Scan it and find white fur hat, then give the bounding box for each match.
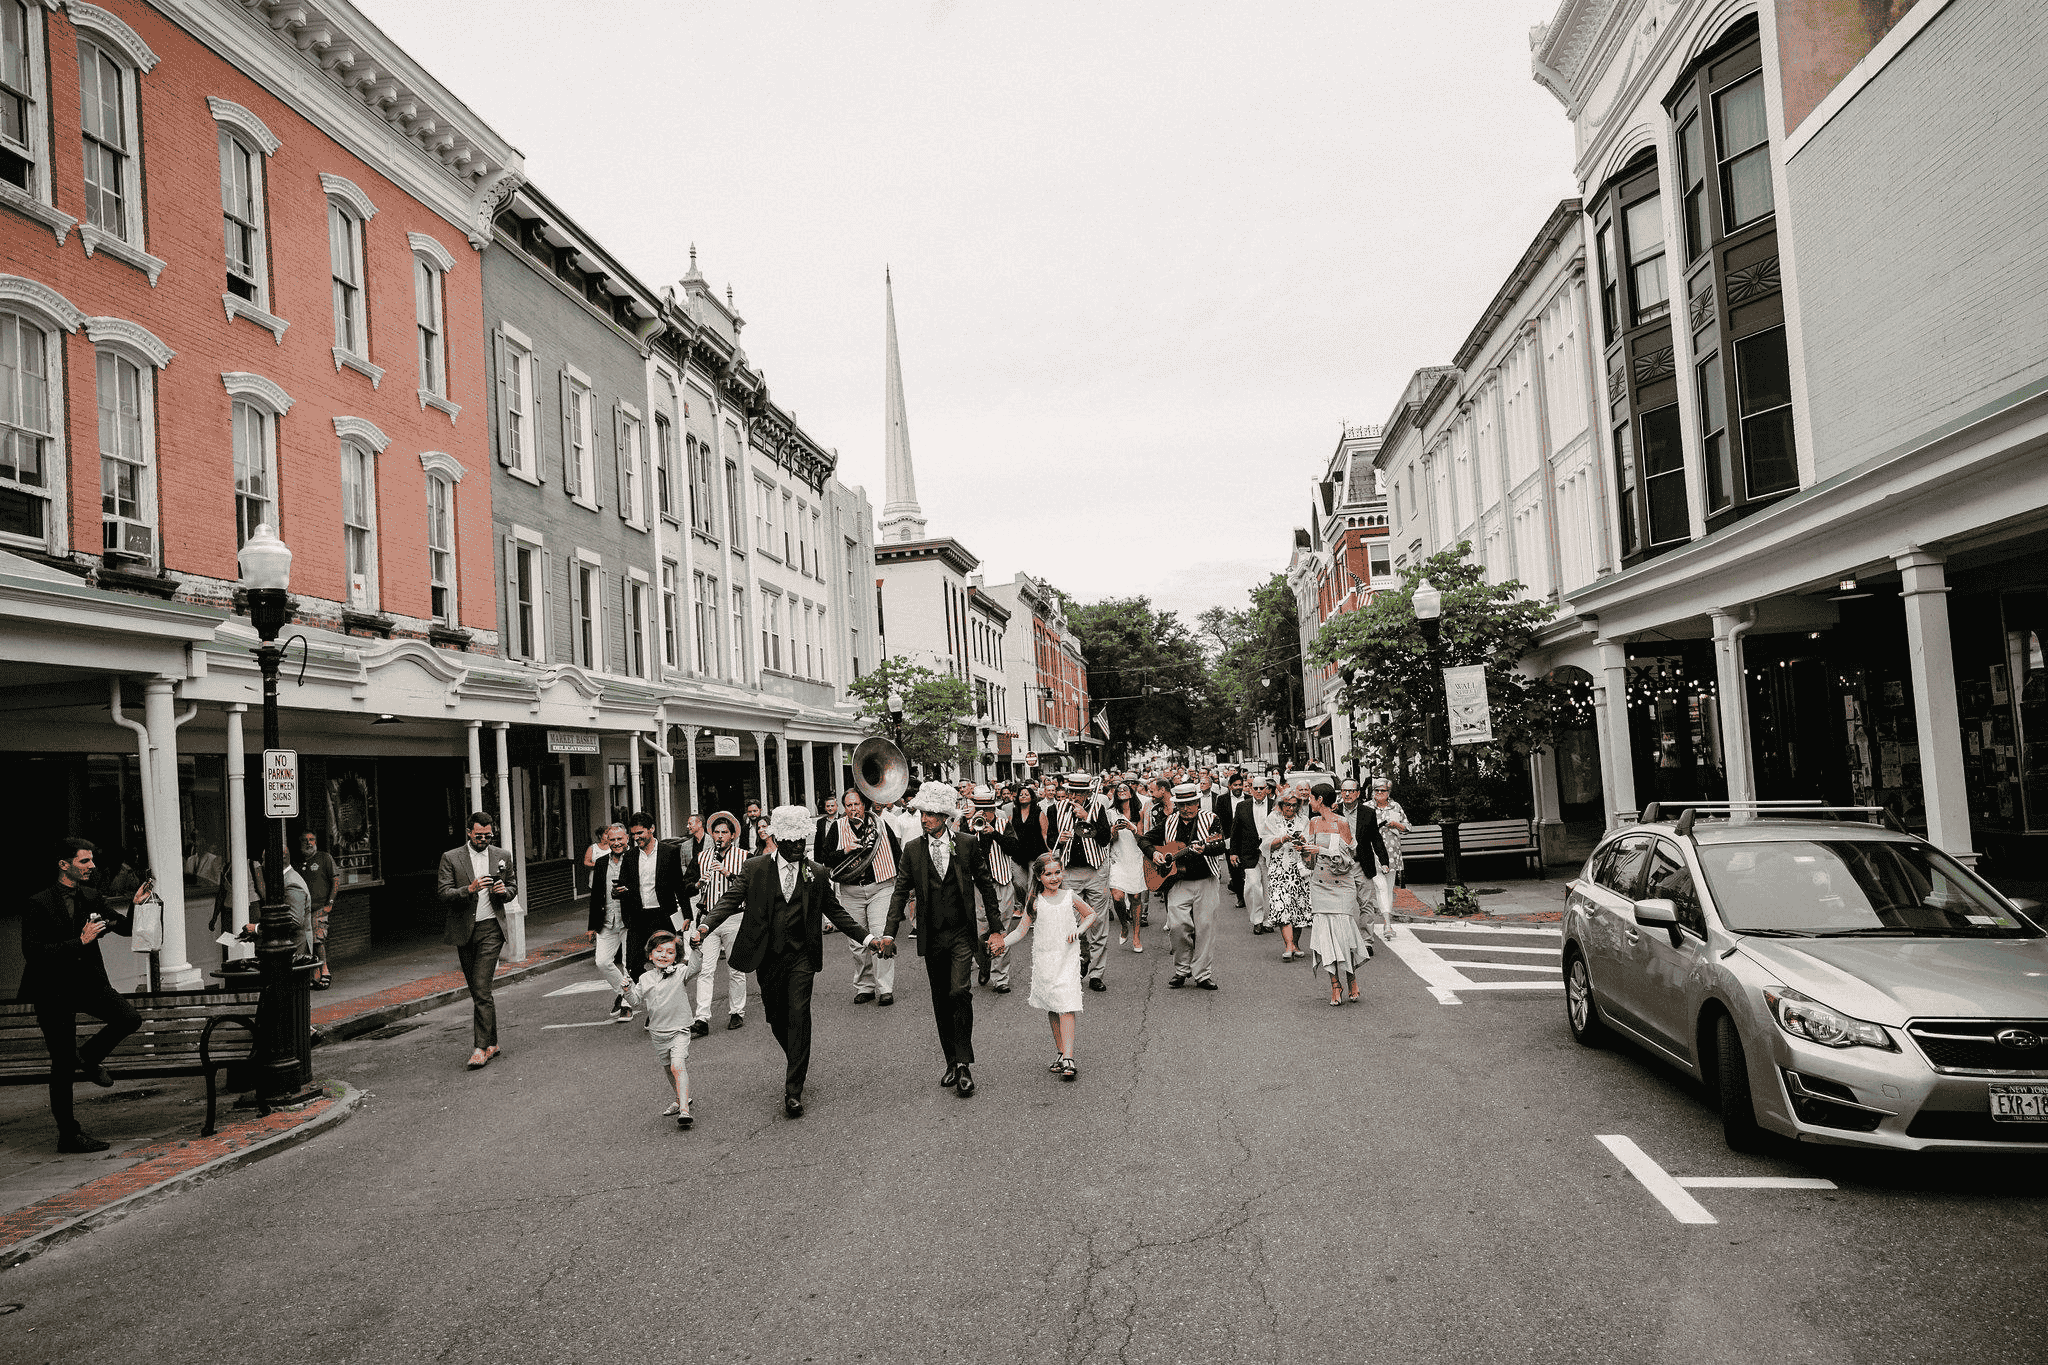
[909,782,960,818]
[769,805,812,843]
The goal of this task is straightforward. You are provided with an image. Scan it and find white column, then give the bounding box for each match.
[751,730,769,808]
[224,704,254,962]
[466,720,484,815]
[143,678,201,989]
[1710,608,1756,804]
[1595,638,1636,827]
[1530,743,1567,865]
[1896,547,1977,862]
[801,740,816,813]
[652,730,675,837]
[681,725,701,826]
[628,728,645,817]
[493,723,513,845]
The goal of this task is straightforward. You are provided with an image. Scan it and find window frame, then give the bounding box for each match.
[77,37,140,245]
[413,254,446,399]
[94,346,154,565]
[327,198,368,359]
[0,306,63,553]
[573,556,599,670]
[425,472,455,624]
[627,573,649,678]
[560,367,594,505]
[0,0,49,204]
[507,535,544,663]
[655,411,675,524]
[731,584,748,681]
[219,130,269,308]
[616,403,646,530]
[496,326,541,482]
[231,396,278,552]
[339,437,378,609]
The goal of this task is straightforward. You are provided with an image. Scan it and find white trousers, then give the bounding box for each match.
[1242,864,1267,927]
[840,880,896,996]
[692,914,747,1022]
[594,922,629,995]
[1373,868,1395,926]
[1069,861,1110,983]
[988,867,1030,988]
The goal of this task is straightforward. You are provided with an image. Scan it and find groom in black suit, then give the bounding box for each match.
[696,805,882,1117]
[884,782,1005,1097]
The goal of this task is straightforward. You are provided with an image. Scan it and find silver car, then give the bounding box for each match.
[1562,808,2048,1153]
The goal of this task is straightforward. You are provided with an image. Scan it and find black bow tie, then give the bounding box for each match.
[658,966,677,980]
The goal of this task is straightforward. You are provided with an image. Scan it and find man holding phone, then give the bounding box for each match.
[436,813,519,1070]
[18,837,149,1152]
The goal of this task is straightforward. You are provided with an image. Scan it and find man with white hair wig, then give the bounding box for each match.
[695,805,889,1119]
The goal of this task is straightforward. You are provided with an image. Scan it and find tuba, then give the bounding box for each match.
[851,735,909,807]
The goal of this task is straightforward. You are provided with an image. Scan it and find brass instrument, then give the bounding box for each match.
[851,735,909,807]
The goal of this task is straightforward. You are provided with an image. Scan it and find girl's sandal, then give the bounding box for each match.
[1060,1057,1077,1082]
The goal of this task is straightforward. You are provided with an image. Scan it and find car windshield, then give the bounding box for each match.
[1697,837,2042,938]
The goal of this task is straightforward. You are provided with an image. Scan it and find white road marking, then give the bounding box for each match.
[1598,1136,1839,1222]
[544,980,616,998]
[1598,1135,1718,1224]
[1432,943,1564,955]
[1376,923,1565,999]
[1409,921,1563,936]
[541,1018,627,1030]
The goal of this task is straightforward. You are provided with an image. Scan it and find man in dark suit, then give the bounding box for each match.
[1342,781,1390,877]
[436,812,519,1070]
[1227,776,1262,915]
[695,805,881,1118]
[883,783,1004,1097]
[18,837,149,1152]
[621,810,696,976]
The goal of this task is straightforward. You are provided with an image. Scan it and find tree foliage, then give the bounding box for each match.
[845,657,975,775]
[1305,543,1564,824]
[1065,596,1207,766]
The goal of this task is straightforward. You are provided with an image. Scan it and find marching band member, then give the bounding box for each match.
[824,787,904,1006]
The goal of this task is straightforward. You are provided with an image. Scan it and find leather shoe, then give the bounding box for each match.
[690,1019,710,1038]
[953,1064,975,1097]
[993,984,1010,994]
[1168,976,1187,988]
[1088,978,1105,992]
[784,1095,803,1118]
[941,1064,957,1088]
[978,966,991,985]
[854,990,876,1004]
[58,1129,110,1154]
[87,1064,116,1088]
[877,993,893,1006]
[1196,978,1219,990]
[726,1013,743,1030]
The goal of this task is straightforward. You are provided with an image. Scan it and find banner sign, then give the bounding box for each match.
[547,729,600,754]
[712,734,741,758]
[1443,665,1494,745]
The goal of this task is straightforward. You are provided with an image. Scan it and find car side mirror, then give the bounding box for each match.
[1633,897,1684,948]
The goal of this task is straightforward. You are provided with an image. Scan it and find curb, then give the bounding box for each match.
[313,942,595,1046]
[1393,910,1564,926]
[0,1081,365,1271]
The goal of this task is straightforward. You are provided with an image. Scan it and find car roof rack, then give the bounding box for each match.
[1639,801,1901,838]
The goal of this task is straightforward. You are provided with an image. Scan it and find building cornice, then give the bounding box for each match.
[1451,199,1584,371]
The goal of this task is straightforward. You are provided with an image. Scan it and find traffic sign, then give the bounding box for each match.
[263,748,299,818]
[1023,751,1039,768]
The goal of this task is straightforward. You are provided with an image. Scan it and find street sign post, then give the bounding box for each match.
[262,748,299,818]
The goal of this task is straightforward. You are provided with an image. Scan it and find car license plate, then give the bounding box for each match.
[1989,1084,2048,1122]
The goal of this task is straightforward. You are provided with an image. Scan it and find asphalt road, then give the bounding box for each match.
[5,915,2045,1364]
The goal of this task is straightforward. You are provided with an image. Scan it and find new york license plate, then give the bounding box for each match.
[1989,1084,2048,1122]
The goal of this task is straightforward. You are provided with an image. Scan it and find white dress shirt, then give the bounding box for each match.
[469,845,495,922]
[636,844,659,907]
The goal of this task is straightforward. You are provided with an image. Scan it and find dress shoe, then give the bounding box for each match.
[1196,978,1219,990]
[994,984,1011,993]
[877,993,893,1006]
[854,990,876,1004]
[1088,978,1105,992]
[87,1064,116,1088]
[978,966,991,985]
[678,1112,693,1131]
[1168,976,1187,989]
[784,1095,804,1118]
[941,1064,958,1088]
[726,1013,744,1030]
[58,1129,110,1153]
[690,1019,710,1038]
[953,1064,975,1097]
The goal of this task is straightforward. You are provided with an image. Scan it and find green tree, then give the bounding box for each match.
[1207,573,1306,761]
[846,657,975,775]
[1306,543,1566,896]
[1066,596,1207,766]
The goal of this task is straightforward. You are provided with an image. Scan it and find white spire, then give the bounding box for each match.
[879,267,927,544]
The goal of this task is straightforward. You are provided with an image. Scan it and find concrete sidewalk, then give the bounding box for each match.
[0,901,597,1268]
[1399,874,1570,923]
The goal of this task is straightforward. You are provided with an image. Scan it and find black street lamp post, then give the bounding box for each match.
[236,525,320,1107]
[1411,578,1468,894]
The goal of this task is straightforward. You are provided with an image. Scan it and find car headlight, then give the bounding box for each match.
[1763,987,1896,1050]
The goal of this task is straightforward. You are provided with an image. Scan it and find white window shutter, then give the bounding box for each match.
[529,352,544,482]
[613,405,628,523]
[495,334,515,468]
[540,548,554,661]
[559,372,577,497]
[502,533,518,652]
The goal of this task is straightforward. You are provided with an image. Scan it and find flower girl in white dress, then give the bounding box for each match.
[1007,852,1098,1081]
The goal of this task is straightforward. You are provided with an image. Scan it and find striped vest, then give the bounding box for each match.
[696,843,748,915]
[984,810,1016,884]
[1054,798,1108,868]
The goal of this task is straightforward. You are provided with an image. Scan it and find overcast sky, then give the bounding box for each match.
[360,0,1577,624]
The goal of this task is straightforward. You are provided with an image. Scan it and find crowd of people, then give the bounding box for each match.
[489,762,1415,1131]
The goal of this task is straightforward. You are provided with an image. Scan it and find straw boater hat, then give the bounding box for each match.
[706,810,739,834]
[972,791,998,809]
[1063,773,1093,793]
[909,782,961,818]
[769,805,812,843]
[1171,781,1201,806]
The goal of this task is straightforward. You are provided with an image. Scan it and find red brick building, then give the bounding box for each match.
[0,0,516,637]
[1288,423,1391,769]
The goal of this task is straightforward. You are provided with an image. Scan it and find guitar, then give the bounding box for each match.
[1143,841,1187,895]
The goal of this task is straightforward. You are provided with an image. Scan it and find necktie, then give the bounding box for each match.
[930,836,949,880]
[779,861,798,901]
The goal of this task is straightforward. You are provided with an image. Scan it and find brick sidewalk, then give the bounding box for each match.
[0,1082,362,1269]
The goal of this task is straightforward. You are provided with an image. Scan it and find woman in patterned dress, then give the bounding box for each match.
[1260,792,1313,960]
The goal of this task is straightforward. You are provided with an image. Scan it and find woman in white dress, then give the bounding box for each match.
[1302,784,1373,1005]
[1008,852,1097,1081]
[1105,780,1150,952]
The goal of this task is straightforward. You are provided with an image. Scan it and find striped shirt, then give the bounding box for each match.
[1054,797,1109,868]
[696,843,748,918]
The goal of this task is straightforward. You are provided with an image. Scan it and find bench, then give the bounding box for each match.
[1396,818,1543,877]
[0,988,263,1137]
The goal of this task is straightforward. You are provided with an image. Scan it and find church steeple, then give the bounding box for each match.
[878,267,927,545]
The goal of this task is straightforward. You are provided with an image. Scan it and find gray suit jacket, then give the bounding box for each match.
[436,842,520,946]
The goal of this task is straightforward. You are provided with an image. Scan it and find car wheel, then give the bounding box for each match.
[1564,950,1608,1047]
[1715,1013,1770,1154]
